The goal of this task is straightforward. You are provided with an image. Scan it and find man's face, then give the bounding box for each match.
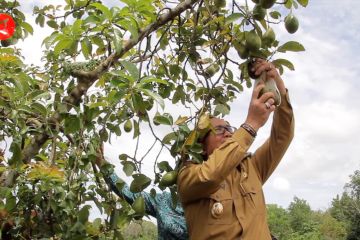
[203,118,234,157]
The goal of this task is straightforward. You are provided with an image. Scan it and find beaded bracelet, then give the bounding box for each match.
[240,123,257,138]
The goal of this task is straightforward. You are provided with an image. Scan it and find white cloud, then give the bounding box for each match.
[271,177,291,191]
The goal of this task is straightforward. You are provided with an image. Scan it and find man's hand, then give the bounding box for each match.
[245,81,276,131]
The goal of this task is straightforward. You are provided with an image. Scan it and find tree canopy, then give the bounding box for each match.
[0,0,308,238]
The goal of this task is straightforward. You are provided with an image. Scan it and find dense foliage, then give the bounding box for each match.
[0,0,309,239]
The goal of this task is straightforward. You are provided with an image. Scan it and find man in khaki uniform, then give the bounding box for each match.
[177,59,294,240]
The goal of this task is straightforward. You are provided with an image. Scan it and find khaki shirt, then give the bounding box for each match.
[177,92,294,240]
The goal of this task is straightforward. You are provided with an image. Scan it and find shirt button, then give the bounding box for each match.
[243,172,247,178]
[211,202,224,218]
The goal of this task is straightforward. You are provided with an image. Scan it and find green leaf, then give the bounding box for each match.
[91,2,112,19]
[122,161,135,176]
[5,195,16,212]
[172,86,185,104]
[117,18,139,40]
[170,188,178,209]
[277,41,305,52]
[225,13,242,25]
[9,141,22,166]
[33,91,51,101]
[153,114,173,126]
[296,0,308,7]
[64,115,81,134]
[72,19,83,34]
[157,161,172,172]
[133,120,140,139]
[169,65,181,79]
[130,174,151,193]
[141,88,164,109]
[272,58,295,71]
[184,130,197,146]
[140,77,169,86]
[119,154,128,161]
[35,14,45,27]
[285,0,293,9]
[131,93,146,115]
[81,38,92,59]
[121,61,139,81]
[113,28,123,54]
[214,104,230,117]
[162,132,177,144]
[78,205,91,223]
[21,21,34,34]
[54,37,73,55]
[87,101,108,109]
[47,20,58,29]
[269,11,281,19]
[31,102,47,116]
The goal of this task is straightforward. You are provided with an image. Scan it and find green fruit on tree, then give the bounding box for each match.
[245,31,262,51]
[259,0,276,9]
[233,40,249,59]
[253,4,266,21]
[285,14,299,34]
[99,128,108,142]
[214,0,226,8]
[205,64,220,78]
[159,171,178,187]
[132,196,145,215]
[262,27,276,46]
[124,119,132,132]
[257,78,281,106]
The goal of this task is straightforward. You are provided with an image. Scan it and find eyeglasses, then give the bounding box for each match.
[213,125,237,135]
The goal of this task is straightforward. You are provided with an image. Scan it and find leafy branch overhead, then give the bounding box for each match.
[0,0,307,238]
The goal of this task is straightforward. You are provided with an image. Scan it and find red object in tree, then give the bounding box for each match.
[0,13,16,40]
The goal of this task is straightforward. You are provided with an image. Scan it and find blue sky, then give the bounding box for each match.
[14,0,360,212]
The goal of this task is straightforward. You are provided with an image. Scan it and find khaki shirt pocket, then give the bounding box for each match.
[208,190,233,225]
[241,179,265,213]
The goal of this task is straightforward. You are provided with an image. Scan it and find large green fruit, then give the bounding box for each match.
[259,0,276,9]
[132,196,145,215]
[253,4,266,21]
[124,119,132,132]
[285,14,299,34]
[159,171,178,187]
[234,40,249,59]
[245,31,262,51]
[262,27,276,46]
[257,78,281,106]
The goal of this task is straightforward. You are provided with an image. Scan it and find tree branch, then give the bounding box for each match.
[20,0,201,164]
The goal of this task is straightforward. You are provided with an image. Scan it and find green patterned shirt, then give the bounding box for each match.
[104,172,189,240]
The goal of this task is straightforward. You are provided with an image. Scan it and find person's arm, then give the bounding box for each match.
[178,82,275,204]
[101,169,158,216]
[96,146,157,216]
[250,59,295,183]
